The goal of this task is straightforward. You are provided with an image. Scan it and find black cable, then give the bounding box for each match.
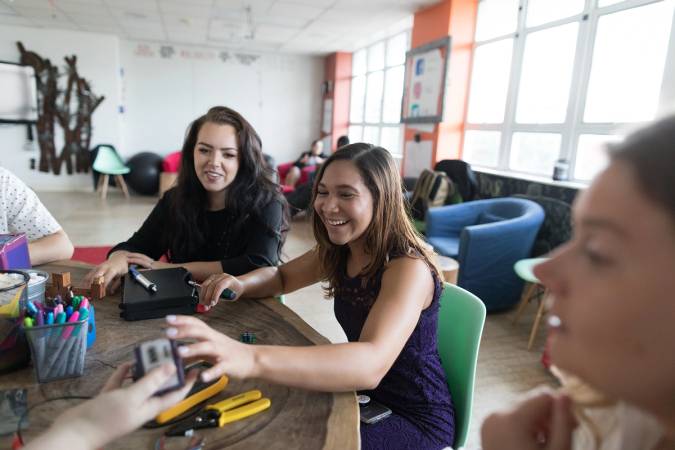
[16,395,92,446]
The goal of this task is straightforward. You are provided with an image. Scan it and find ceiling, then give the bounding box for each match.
[0,0,440,54]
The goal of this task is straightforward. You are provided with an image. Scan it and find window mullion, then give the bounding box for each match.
[560,0,594,178]
[499,1,529,171]
[567,0,603,180]
[379,40,389,144]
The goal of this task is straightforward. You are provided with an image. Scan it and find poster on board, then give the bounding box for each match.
[400,36,451,124]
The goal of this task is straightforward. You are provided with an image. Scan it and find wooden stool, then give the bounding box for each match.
[512,258,549,350]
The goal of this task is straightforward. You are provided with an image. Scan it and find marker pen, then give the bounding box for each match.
[129,265,157,293]
[26,300,39,316]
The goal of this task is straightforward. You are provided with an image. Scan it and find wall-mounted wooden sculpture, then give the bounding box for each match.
[17,42,105,176]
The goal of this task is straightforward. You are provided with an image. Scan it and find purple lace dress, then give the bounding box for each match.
[333,260,455,449]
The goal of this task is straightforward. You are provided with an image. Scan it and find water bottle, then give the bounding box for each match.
[553,159,570,181]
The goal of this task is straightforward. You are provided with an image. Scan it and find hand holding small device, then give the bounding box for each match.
[134,338,185,396]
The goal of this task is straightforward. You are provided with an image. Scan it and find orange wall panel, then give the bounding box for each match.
[402,0,478,173]
[322,52,352,151]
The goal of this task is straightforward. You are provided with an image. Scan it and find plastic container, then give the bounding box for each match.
[24,270,50,305]
[25,316,88,383]
[0,270,29,318]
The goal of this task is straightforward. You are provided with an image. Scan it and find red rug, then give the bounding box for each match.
[72,246,113,265]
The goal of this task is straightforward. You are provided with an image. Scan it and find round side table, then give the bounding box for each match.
[436,255,459,285]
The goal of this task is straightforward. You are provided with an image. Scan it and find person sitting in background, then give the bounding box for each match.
[23,362,197,450]
[83,106,287,293]
[166,143,455,449]
[335,135,350,149]
[283,138,328,187]
[286,135,349,217]
[481,115,675,450]
[0,166,74,265]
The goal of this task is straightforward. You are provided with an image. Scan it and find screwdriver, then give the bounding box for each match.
[187,280,236,301]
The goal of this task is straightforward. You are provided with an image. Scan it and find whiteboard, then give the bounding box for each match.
[0,62,38,123]
[401,37,451,124]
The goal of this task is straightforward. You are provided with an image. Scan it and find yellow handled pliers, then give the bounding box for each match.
[165,390,271,436]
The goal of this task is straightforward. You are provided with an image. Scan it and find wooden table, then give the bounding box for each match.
[0,262,359,450]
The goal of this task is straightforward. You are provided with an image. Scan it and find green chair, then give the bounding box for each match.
[437,282,486,449]
[276,294,286,305]
[92,144,130,199]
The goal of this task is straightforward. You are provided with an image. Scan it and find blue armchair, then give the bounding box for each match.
[425,198,545,311]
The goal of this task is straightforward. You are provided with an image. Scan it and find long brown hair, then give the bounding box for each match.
[311,143,439,297]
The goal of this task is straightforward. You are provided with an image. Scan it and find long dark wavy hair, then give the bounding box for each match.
[311,143,439,297]
[165,106,287,260]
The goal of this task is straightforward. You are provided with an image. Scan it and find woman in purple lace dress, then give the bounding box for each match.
[168,143,455,449]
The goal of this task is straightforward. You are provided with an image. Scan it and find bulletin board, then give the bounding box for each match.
[400,36,451,124]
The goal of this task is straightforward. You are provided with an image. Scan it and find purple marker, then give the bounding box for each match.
[36,311,44,326]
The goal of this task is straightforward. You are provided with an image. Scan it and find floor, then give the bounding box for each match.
[38,190,555,450]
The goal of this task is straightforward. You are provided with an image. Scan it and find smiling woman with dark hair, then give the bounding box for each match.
[83,106,287,293]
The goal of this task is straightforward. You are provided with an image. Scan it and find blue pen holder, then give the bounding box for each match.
[86,305,96,349]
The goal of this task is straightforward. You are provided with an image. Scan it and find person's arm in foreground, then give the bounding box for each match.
[28,229,74,265]
[23,362,196,450]
[2,168,73,265]
[481,390,578,450]
[168,257,433,392]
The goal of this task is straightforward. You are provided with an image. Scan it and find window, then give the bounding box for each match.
[464,0,675,181]
[349,32,410,157]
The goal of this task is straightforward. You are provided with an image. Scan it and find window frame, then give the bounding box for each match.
[349,31,411,157]
[464,0,675,182]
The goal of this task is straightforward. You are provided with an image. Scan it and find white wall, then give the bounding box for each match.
[0,25,121,191]
[0,27,323,191]
[119,41,323,165]
[658,6,675,116]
